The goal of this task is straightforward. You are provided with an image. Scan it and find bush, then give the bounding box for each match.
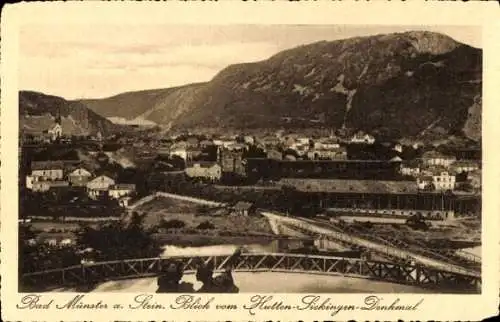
[196,221,215,230]
[160,219,186,229]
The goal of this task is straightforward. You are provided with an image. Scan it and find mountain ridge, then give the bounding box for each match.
[57,31,483,140]
[19,90,118,136]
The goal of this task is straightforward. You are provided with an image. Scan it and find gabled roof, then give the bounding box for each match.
[69,168,92,176]
[279,178,417,194]
[88,175,115,184]
[422,150,456,159]
[31,161,64,170]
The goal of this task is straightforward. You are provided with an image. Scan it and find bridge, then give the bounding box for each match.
[262,212,481,277]
[21,253,480,293]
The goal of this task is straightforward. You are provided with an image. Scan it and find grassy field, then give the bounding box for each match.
[136,196,274,236]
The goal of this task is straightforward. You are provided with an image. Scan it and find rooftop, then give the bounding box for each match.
[31,161,65,170]
[279,178,418,194]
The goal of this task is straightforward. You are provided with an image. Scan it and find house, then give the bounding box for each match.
[431,170,456,191]
[185,162,222,182]
[393,143,403,154]
[60,238,74,246]
[68,168,93,187]
[31,181,51,192]
[48,122,62,141]
[226,143,247,152]
[350,132,375,144]
[232,201,256,216]
[214,139,237,148]
[422,151,457,168]
[306,147,347,160]
[31,161,64,181]
[417,175,434,190]
[118,196,133,208]
[267,149,283,160]
[49,181,70,189]
[296,137,310,146]
[243,135,255,145]
[86,175,115,199]
[259,135,281,148]
[314,138,340,150]
[170,147,188,161]
[401,160,421,177]
[186,148,204,161]
[200,140,214,148]
[451,160,480,174]
[186,137,200,148]
[219,150,245,175]
[109,184,136,199]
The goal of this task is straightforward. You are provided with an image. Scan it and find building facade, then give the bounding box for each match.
[86,175,115,199]
[185,162,222,182]
[68,168,93,187]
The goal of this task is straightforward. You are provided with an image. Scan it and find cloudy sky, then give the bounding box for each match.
[19,25,481,100]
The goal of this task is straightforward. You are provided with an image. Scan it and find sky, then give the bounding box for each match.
[19,25,481,100]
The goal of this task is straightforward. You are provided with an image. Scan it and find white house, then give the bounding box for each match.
[243,136,255,145]
[401,161,421,177]
[109,184,136,199]
[393,143,403,154]
[185,162,222,182]
[350,133,375,144]
[169,147,188,160]
[422,151,457,168]
[432,171,456,191]
[451,160,480,174]
[86,175,115,199]
[314,138,340,150]
[31,161,64,181]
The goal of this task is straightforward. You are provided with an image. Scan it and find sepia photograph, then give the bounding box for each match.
[16,23,484,295]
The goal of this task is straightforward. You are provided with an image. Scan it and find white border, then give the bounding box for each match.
[2,2,499,321]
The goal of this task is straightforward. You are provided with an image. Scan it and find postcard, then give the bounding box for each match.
[1,1,499,321]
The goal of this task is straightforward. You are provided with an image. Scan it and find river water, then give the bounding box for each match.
[161,240,289,257]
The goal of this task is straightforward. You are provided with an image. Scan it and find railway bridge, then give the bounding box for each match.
[21,253,480,293]
[262,212,481,277]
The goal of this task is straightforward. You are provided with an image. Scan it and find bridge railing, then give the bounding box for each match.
[21,253,480,293]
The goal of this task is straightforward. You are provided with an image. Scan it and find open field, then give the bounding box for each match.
[136,196,274,236]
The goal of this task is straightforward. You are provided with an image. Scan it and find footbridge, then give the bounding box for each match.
[262,212,481,277]
[21,253,480,293]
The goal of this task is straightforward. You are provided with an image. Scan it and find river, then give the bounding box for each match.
[161,240,292,257]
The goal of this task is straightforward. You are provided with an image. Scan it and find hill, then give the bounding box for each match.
[19,91,118,136]
[79,31,481,141]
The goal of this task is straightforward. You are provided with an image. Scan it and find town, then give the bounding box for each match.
[19,117,482,289]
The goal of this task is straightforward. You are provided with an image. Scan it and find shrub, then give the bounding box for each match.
[196,221,215,230]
